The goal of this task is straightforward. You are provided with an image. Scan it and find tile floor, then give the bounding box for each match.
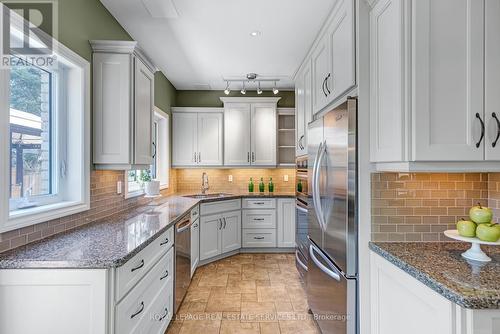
[165,253,321,334]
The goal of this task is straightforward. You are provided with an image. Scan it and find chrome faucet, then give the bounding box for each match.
[201,172,209,194]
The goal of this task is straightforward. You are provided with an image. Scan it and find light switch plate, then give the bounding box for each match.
[228,175,233,182]
[284,175,289,182]
[117,181,122,194]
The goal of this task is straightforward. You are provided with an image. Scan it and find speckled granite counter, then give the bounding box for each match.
[0,192,294,270]
[370,242,500,309]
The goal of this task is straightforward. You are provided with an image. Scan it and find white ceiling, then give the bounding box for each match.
[99,0,335,90]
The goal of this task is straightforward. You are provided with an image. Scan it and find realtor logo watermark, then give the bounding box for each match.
[1,0,58,68]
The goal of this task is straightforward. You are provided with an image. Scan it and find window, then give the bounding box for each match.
[125,109,169,198]
[0,7,90,232]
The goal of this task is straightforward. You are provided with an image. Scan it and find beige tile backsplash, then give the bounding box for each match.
[371,172,499,242]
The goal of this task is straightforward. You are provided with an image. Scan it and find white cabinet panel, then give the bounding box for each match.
[251,103,277,166]
[369,0,406,162]
[224,103,252,165]
[134,58,154,165]
[199,214,221,261]
[485,0,500,161]
[93,53,131,164]
[413,0,484,161]
[172,113,198,166]
[311,34,331,114]
[277,198,296,248]
[295,70,306,156]
[198,113,223,165]
[328,0,356,102]
[200,199,241,216]
[221,210,241,253]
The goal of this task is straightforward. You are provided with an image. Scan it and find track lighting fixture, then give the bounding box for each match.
[224,81,230,95]
[272,81,279,95]
[240,81,246,95]
[257,81,263,95]
[223,75,280,95]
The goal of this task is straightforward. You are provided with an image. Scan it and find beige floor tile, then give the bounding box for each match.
[257,286,290,303]
[178,318,221,334]
[274,301,294,313]
[279,318,321,334]
[255,279,272,287]
[241,301,277,323]
[198,273,229,287]
[217,263,242,275]
[184,290,211,303]
[220,320,260,334]
[242,270,270,281]
[226,279,257,294]
[242,292,258,302]
[291,299,309,312]
[206,289,242,312]
[260,322,281,334]
[196,263,217,275]
[165,319,183,334]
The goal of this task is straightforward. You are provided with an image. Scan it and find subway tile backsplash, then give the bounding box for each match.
[371,172,500,242]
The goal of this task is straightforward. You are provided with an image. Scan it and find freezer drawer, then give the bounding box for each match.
[307,240,356,334]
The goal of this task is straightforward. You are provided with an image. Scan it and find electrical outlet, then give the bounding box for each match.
[117,181,122,194]
[228,175,233,182]
[284,175,289,182]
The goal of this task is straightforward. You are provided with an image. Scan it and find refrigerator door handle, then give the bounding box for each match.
[309,243,341,282]
[295,250,308,271]
[313,141,327,231]
[296,203,308,214]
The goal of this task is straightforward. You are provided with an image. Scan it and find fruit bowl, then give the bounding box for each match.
[444,230,500,262]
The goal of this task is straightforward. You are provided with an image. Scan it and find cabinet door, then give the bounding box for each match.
[93,53,131,164]
[295,69,306,156]
[133,58,154,165]
[277,199,296,248]
[369,0,406,162]
[172,113,198,166]
[328,0,355,103]
[191,219,200,276]
[221,210,241,254]
[485,0,500,161]
[224,103,251,166]
[251,103,277,166]
[413,0,484,161]
[198,113,223,165]
[199,214,221,261]
[311,33,331,114]
[304,61,313,139]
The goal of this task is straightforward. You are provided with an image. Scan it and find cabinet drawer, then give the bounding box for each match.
[116,247,174,334]
[242,229,277,248]
[137,273,174,334]
[200,199,241,215]
[242,210,276,229]
[242,198,276,209]
[116,226,174,301]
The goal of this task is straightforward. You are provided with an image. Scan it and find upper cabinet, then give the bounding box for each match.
[91,40,156,170]
[171,109,224,167]
[222,97,280,167]
[295,60,313,157]
[370,0,500,170]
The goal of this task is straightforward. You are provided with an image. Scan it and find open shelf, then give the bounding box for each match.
[277,112,296,166]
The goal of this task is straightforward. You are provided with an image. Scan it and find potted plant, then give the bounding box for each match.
[140,169,160,196]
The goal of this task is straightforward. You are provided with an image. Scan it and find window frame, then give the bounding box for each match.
[0,6,90,233]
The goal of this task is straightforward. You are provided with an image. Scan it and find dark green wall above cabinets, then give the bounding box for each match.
[155,72,177,113]
[175,90,295,108]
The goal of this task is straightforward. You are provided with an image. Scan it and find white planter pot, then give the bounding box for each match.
[144,180,160,196]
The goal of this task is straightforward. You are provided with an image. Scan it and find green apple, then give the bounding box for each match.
[476,223,500,242]
[456,219,477,237]
[469,204,493,224]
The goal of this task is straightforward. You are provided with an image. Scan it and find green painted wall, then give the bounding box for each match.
[155,72,177,113]
[175,90,295,108]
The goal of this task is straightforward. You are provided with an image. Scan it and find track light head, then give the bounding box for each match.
[257,81,263,95]
[272,81,279,95]
[224,81,230,95]
[240,81,246,95]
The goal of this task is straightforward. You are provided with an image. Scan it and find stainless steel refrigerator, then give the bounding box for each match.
[307,98,357,334]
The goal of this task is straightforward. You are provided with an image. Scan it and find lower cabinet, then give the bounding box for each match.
[242,229,277,248]
[370,251,500,334]
[277,198,296,248]
[200,210,242,261]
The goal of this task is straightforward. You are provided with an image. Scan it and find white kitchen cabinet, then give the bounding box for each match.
[370,251,500,334]
[485,0,500,161]
[295,61,313,157]
[91,40,156,170]
[221,98,280,167]
[199,210,241,261]
[220,210,242,253]
[277,198,296,248]
[224,103,252,165]
[171,109,223,167]
[311,33,331,113]
[370,0,500,169]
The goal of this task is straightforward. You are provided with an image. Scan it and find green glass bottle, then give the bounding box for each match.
[259,177,265,193]
[248,178,254,193]
[297,180,303,192]
[268,177,274,193]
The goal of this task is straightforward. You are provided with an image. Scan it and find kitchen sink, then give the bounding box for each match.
[183,193,233,199]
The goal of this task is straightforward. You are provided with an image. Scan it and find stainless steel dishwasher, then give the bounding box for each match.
[174,213,192,314]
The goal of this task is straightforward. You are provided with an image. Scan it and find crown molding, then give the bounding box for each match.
[89,40,157,72]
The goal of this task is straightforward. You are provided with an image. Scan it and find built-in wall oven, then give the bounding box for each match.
[295,156,309,282]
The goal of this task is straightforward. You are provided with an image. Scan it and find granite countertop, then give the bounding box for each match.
[0,192,294,270]
[370,242,500,309]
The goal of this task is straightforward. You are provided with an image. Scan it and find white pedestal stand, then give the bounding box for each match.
[444,230,500,262]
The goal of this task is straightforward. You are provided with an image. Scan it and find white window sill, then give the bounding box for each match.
[3,200,90,233]
[124,189,144,199]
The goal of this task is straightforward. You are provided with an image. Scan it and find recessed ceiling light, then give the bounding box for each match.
[250,31,262,37]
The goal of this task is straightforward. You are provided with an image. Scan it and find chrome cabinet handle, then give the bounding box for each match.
[247,152,250,162]
[476,113,485,148]
[254,202,265,205]
[324,73,331,95]
[218,219,222,230]
[254,236,265,240]
[160,270,169,280]
[295,204,307,214]
[131,260,144,272]
[309,243,340,281]
[295,250,308,271]
[223,217,227,229]
[158,308,169,321]
[152,142,157,159]
[251,152,255,162]
[253,218,265,221]
[194,152,197,163]
[322,77,327,97]
[492,113,500,148]
[299,135,305,150]
[131,302,145,319]
[160,237,169,246]
[198,152,201,163]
